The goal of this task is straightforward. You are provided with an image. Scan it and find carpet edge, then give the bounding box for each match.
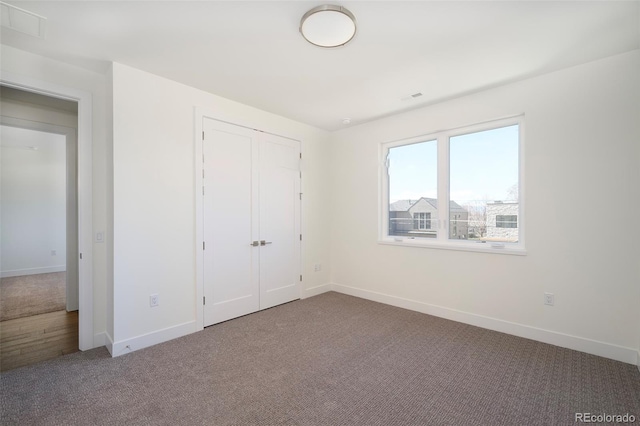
[331,282,638,365]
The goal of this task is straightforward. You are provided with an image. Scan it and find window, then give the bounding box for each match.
[496,215,517,228]
[380,116,524,253]
[387,139,437,238]
[414,212,431,230]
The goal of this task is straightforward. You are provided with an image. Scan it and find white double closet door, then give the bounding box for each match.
[202,118,301,327]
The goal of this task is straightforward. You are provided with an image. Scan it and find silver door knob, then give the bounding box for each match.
[250,241,260,247]
[260,240,272,246]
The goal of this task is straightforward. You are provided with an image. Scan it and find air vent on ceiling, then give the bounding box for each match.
[0,1,46,38]
[401,92,423,101]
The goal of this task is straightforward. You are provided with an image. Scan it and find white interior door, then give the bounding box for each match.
[259,134,301,309]
[202,118,301,327]
[202,118,260,326]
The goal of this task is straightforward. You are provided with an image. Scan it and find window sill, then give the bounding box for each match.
[378,239,527,256]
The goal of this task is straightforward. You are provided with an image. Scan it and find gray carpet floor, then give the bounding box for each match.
[1,292,638,425]
[0,272,66,321]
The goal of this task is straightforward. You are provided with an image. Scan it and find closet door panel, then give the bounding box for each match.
[259,134,301,309]
[202,118,260,326]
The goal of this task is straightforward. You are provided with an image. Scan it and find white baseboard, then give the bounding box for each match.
[302,283,332,299]
[110,321,196,357]
[331,282,638,365]
[1,265,66,278]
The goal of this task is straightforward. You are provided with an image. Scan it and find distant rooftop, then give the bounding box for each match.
[389,199,416,212]
[390,197,466,213]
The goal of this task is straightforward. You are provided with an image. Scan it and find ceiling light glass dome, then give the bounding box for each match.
[300,5,357,48]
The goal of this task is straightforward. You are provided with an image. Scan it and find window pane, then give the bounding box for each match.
[496,215,517,228]
[388,140,437,238]
[449,125,519,242]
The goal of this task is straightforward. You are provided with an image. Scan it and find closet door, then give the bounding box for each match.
[202,118,260,326]
[202,118,301,327]
[259,134,301,309]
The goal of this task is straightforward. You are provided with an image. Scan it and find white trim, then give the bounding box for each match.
[0,266,66,278]
[299,146,304,302]
[194,107,205,332]
[331,282,638,365]
[110,321,196,357]
[105,331,114,356]
[378,240,527,256]
[1,70,94,351]
[93,332,106,348]
[438,126,449,244]
[517,119,526,247]
[303,283,332,299]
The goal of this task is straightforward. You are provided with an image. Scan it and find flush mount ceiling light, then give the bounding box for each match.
[300,5,356,48]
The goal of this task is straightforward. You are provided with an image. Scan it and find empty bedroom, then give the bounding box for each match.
[1,1,639,425]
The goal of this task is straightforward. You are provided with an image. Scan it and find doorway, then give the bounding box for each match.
[0,74,94,352]
[0,86,80,370]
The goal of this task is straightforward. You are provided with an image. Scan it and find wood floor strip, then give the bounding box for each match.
[0,310,78,372]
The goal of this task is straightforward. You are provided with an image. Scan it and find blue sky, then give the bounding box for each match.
[388,125,519,204]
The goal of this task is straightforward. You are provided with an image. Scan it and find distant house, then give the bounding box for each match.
[389,198,468,239]
[486,201,518,242]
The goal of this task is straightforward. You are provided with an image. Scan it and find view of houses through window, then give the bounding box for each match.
[387,122,520,244]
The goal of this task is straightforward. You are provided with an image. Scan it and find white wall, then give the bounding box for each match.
[1,126,66,276]
[110,63,331,353]
[1,44,109,344]
[329,51,640,364]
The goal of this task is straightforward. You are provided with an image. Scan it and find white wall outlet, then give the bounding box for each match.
[96,231,104,243]
[544,292,555,306]
[150,294,159,307]
[314,263,322,272]
[51,250,57,256]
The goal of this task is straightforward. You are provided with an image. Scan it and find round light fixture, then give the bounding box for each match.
[300,5,356,48]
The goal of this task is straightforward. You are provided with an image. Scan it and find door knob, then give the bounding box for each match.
[250,241,260,247]
[260,240,272,246]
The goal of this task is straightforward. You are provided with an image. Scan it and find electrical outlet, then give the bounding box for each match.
[150,294,159,307]
[314,263,322,272]
[51,250,56,256]
[544,292,554,306]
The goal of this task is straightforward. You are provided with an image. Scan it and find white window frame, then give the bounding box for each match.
[379,115,526,255]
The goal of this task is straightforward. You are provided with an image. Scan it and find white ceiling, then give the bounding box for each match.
[1,1,638,131]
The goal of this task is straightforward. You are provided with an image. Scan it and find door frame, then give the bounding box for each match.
[1,71,94,350]
[194,107,303,330]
